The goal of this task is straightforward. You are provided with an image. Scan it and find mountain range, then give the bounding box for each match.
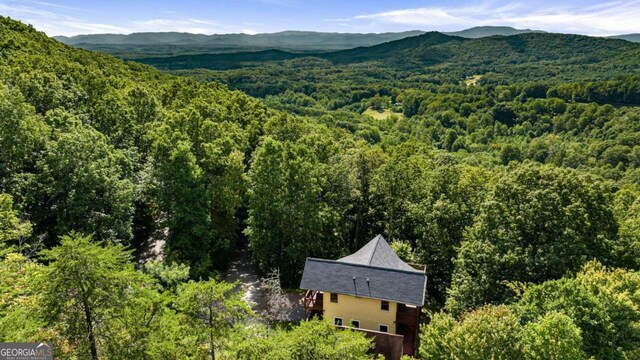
[442,26,546,38]
[54,26,640,59]
[609,33,640,43]
[134,31,640,78]
[54,30,426,56]
[54,26,570,57]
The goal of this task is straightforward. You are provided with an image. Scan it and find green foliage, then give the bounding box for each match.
[146,88,257,277]
[420,306,523,359]
[418,312,456,360]
[143,260,190,289]
[143,309,204,360]
[0,193,31,250]
[176,278,253,359]
[521,312,586,360]
[370,148,429,243]
[141,32,639,89]
[447,163,618,314]
[514,261,640,359]
[420,306,587,360]
[409,158,490,301]
[0,252,43,342]
[152,137,213,277]
[0,16,271,279]
[0,83,48,188]
[30,123,135,244]
[613,185,640,268]
[500,143,523,164]
[0,231,376,360]
[226,319,372,360]
[40,233,161,359]
[246,135,345,285]
[390,240,416,264]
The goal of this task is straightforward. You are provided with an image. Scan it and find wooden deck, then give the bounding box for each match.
[396,303,419,328]
[337,326,404,360]
[396,303,420,356]
[303,290,323,318]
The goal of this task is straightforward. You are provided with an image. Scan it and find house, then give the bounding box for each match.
[300,235,427,359]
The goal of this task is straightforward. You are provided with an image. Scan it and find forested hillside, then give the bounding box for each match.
[2,13,640,360]
[610,33,640,43]
[140,31,640,81]
[0,16,374,359]
[442,25,545,38]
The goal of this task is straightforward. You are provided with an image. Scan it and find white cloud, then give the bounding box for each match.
[0,2,128,35]
[0,1,254,36]
[356,7,469,27]
[24,0,93,12]
[354,0,640,36]
[322,18,354,23]
[57,21,128,34]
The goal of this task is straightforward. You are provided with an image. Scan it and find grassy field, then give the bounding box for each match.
[464,74,483,86]
[363,108,404,120]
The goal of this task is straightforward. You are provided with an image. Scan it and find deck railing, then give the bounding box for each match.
[303,290,323,312]
[336,326,404,360]
[396,303,419,327]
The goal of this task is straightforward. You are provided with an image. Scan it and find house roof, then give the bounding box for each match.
[299,235,427,306]
[337,234,417,271]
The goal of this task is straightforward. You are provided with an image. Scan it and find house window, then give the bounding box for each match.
[379,324,389,333]
[351,320,360,328]
[381,300,389,311]
[334,317,343,326]
[330,293,338,303]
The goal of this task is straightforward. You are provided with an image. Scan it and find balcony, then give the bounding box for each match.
[396,303,419,327]
[395,303,420,357]
[303,290,323,318]
[336,326,404,360]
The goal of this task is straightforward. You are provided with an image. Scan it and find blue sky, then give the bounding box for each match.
[1,0,639,36]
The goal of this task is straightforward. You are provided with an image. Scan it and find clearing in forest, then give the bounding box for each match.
[464,74,483,86]
[363,107,404,120]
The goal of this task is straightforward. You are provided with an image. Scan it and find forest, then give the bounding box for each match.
[1,14,640,359]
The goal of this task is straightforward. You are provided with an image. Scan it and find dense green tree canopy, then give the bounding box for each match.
[246,135,343,284]
[422,262,639,360]
[227,319,372,360]
[0,193,31,250]
[446,163,619,314]
[176,278,252,359]
[30,123,135,244]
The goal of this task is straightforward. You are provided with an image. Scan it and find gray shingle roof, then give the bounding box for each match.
[338,235,417,271]
[299,235,427,306]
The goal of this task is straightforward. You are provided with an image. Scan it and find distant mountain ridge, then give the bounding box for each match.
[54,26,551,57]
[54,26,549,46]
[609,34,640,43]
[56,26,640,59]
[54,30,427,55]
[322,31,639,71]
[443,26,546,38]
[136,31,640,76]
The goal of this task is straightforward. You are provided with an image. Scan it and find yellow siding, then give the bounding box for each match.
[322,292,397,333]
